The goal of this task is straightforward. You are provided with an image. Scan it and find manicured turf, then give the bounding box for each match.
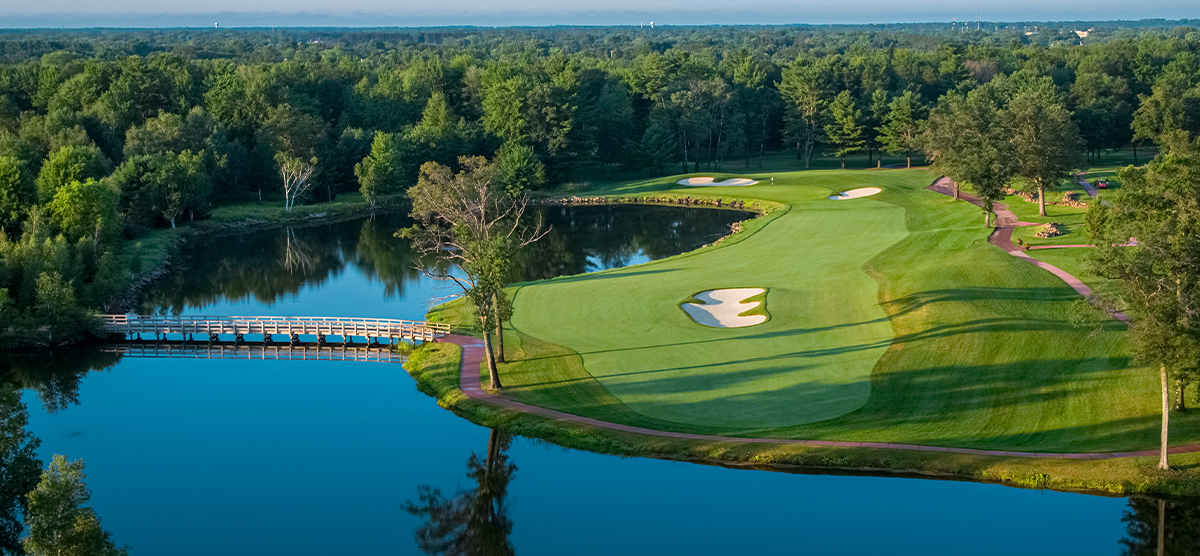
[469,167,1200,452]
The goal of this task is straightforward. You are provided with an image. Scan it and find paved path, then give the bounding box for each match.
[927,178,1128,322]
[1077,173,1099,197]
[430,178,1169,459]
[441,334,1192,459]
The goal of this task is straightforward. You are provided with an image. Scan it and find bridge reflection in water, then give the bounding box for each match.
[101,341,406,363]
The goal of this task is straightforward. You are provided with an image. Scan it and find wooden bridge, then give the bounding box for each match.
[101,314,451,344]
[102,341,406,363]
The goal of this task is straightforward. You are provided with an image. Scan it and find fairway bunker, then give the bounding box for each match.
[681,288,767,328]
[828,187,882,200]
[676,177,758,187]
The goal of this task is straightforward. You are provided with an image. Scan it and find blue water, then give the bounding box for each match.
[18,207,1147,554]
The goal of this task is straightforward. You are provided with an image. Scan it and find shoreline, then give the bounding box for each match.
[407,185,1200,498]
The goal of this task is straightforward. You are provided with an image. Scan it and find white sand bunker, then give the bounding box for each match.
[677,177,758,187]
[681,288,767,328]
[828,187,882,200]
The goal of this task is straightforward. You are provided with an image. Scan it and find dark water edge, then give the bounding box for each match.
[0,205,1191,555]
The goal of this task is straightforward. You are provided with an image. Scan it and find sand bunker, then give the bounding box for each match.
[676,177,758,187]
[828,187,882,200]
[681,288,767,328]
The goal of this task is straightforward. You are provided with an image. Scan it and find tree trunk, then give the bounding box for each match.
[953,184,959,201]
[840,156,845,169]
[492,292,505,364]
[1160,364,1171,470]
[1158,498,1166,556]
[481,320,502,390]
[985,209,991,228]
[1037,184,1047,216]
[170,217,176,229]
[1133,144,1139,166]
[1175,381,1187,412]
[906,152,911,169]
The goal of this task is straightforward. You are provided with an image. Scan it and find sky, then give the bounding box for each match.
[0,0,1197,27]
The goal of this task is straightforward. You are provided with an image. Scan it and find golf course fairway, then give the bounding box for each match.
[434,168,1200,455]
[509,181,906,428]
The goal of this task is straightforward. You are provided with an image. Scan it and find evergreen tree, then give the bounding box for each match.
[878,91,927,169]
[823,91,865,169]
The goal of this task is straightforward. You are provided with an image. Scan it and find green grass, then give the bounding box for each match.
[1025,247,1114,293]
[1005,194,1094,247]
[441,165,1200,453]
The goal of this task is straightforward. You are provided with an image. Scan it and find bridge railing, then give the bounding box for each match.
[100,314,451,342]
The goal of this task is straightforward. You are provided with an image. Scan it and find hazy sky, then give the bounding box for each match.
[1,0,1197,27]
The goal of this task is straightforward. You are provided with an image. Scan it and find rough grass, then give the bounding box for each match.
[434,166,1200,453]
[410,341,1200,497]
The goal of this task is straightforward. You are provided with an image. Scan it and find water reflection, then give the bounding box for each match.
[140,206,750,315]
[0,349,120,413]
[406,429,516,556]
[1122,497,1200,555]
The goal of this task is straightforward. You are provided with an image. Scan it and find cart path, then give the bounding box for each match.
[432,178,1162,458]
[442,335,1194,459]
[927,178,1128,322]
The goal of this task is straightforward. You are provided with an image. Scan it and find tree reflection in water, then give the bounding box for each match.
[405,429,516,556]
[0,348,120,413]
[1121,496,1200,555]
[138,205,750,314]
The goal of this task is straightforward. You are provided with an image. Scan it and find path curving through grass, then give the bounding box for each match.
[443,334,1200,459]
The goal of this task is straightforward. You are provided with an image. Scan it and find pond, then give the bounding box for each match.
[2,205,1190,554]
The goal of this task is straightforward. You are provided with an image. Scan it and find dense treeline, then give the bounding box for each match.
[0,24,1198,345]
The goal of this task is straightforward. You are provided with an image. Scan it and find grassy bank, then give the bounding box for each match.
[404,341,1200,497]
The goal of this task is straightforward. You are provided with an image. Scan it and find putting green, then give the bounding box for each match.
[509,180,908,428]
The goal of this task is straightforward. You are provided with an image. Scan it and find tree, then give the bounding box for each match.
[864,89,890,167]
[47,178,121,248]
[1003,89,1085,216]
[0,156,35,229]
[23,455,128,556]
[277,153,316,212]
[925,91,1012,225]
[34,145,111,205]
[824,91,866,169]
[779,56,829,169]
[1087,134,1200,471]
[401,156,545,389]
[354,132,402,206]
[878,91,927,169]
[405,429,516,556]
[493,141,545,196]
[0,384,42,556]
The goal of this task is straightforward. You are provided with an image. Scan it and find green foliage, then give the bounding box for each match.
[823,90,865,167]
[925,90,1012,223]
[0,384,41,556]
[24,455,128,556]
[0,155,34,228]
[493,141,545,196]
[877,91,927,168]
[1004,87,1086,214]
[355,132,402,205]
[48,178,121,245]
[34,145,110,205]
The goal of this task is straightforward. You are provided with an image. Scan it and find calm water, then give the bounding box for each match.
[2,205,1185,554]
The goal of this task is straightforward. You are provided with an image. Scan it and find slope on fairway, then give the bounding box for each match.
[509,179,909,429]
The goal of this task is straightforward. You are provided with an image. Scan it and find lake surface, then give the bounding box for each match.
[4,205,1189,554]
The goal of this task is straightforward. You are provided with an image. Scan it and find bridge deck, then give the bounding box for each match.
[101,315,451,342]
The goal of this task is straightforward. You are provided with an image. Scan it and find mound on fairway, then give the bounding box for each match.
[681,288,767,328]
[829,187,882,200]
[677,177,758,186]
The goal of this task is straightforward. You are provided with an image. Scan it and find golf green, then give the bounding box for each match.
[509,180,908,428]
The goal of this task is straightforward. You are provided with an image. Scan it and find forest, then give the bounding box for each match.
[0,22,1199,345]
